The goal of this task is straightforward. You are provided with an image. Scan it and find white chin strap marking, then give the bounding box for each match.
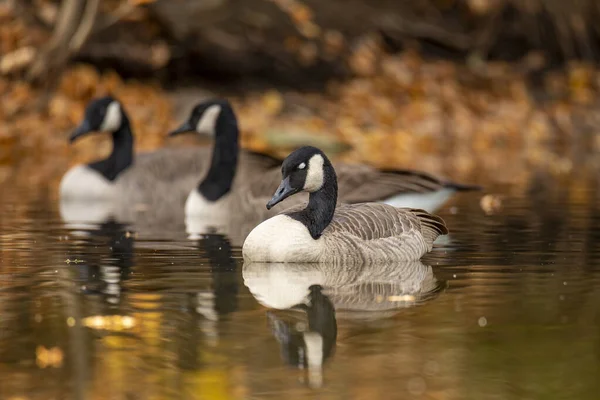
[303,154,325,192]
[196,104,222,136]
[100,101,122,132]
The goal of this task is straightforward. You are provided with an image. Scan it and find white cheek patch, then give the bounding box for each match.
[196,104,222,135]
[303,154,324,192]
[99,101,122,132]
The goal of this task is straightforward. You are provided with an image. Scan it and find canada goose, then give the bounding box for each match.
[167,99,283,216]
[168,99,475,242]
[59,96,208,233]
[242,146,449,263]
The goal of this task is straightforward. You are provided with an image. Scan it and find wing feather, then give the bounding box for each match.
[325,203,447,244]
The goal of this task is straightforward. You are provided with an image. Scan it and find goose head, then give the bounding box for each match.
[168,99,235,138]
[267,146,331,210]
[70,96,124,142]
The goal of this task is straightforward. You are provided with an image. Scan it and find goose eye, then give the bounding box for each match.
[298,162,306,170]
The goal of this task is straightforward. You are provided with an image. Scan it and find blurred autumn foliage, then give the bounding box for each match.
[2,0,600,193]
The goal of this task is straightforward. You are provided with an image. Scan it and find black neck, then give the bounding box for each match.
[198,109,239,201]
[290,164,338,239]
[87,114,134,181]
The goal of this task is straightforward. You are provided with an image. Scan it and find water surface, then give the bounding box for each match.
[1,168,600,400]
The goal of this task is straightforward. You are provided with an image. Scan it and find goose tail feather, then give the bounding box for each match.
[409,208,449,245]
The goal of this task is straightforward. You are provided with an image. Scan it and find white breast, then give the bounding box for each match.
[242,215,322,262]
[184,190,231,236]
[59,165,116,200]
[59,198,116,231]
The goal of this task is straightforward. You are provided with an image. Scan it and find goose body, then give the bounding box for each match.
[242,146,448,263]
[243,204,446,264]
[169,99,475,241]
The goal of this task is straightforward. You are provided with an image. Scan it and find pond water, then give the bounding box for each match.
[1,167,600,400]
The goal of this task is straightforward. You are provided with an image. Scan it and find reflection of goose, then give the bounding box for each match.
[59,197,192,240]
[268,285,337,389]
[193,234,239,322]
[243,261,443,318]
[59,195,202,240]
[244,261,443,388]
[68,220,134,306]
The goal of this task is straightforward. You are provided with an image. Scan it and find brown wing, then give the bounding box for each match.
[335,163,480,204]
[326,203,448,243]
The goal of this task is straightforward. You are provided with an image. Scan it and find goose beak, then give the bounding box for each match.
[168,121,194,137]
[69,120,93,143]
[267,177,298,210]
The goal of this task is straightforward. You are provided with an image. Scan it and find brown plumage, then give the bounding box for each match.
[306,204,447,264]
